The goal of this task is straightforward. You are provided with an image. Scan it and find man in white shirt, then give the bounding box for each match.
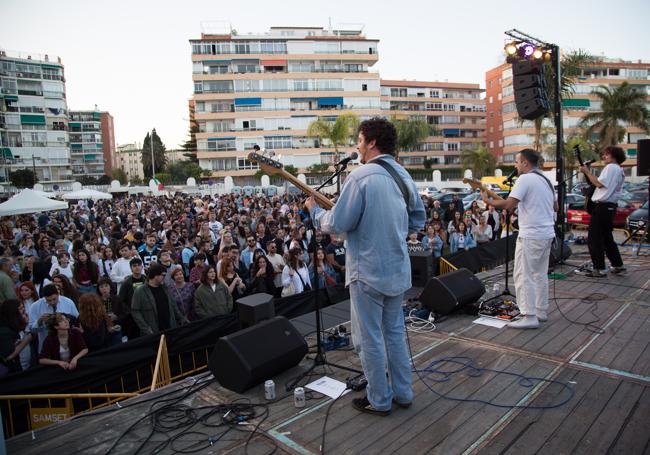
[265,240,286,296]
[579,146,626,277]
[482,149,557,329]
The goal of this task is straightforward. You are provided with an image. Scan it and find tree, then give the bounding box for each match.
[307,163,331,173]
[307,114,359,192]
[580,82,650,150]
[9,169,37,188]
[180,124,199,164]
[155,173,173,184]
[77,175,98,185]
[283,165,298,177]
[141,129,167,179]
[460,146,497,179]
[391,117,433,154]
[111,168,128,185]
[97,175,112,185]
[165,161,205,183]
[558,136,598,191]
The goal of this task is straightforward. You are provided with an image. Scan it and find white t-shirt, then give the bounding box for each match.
[509,172,555,240]
[592,163,625,203]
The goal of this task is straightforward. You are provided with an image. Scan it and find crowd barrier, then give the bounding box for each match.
[439,233,518,275]
[0,285,349,437]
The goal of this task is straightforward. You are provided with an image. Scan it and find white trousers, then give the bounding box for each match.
[513,236,553,316]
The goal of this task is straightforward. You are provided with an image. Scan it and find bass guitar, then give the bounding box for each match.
[247,152,335,209]
[574,144,595,214]
[462,178,504,201]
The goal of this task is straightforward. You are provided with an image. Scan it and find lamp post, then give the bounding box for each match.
[150,129,156,179]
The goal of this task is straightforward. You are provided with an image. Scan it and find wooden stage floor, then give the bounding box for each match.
[7,244,650,454]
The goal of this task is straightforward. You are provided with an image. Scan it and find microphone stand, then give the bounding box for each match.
[500,178,516,299]
[286,163,361,391]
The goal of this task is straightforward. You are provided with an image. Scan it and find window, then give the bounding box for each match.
[362,84,367,91]
[264,136,292,149]
[293,79,309,91]
[446,143,459,152]
[489,141,494,148]
[430,90,440,98]
[237,158,259,170]
[489,96,493,103]
[207,139,236,151]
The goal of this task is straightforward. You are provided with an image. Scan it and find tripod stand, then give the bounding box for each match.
[286,165,361,391]
[499,179,517,300]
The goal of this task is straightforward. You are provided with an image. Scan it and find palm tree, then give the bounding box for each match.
[579,82,650,150]
[307,114,359,192]
[460,146,497,179]
[391,117,433,154]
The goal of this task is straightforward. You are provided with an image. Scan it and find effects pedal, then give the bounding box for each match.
[320,333,350,351]
[346,374,368,391]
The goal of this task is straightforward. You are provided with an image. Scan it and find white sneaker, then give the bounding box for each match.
[508,315,539,329]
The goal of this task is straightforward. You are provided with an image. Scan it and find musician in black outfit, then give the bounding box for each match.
[579,146,626,278]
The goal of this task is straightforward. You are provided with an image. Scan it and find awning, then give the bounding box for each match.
[84,154,99,160]
[20,114,46,125]
[443,128,460,136]
[208,137,236,141]
[261,59,287,66]
[96,143,103,148]
[93,112,101,120]
[562,98,590,107]
[69,122,81,127]
[627,148,637,157]
[1,148,13,159]
[4,95,18,102]
[317,97,343,107]
[71,143,83,150]
[203,60,231,64]
[41,64,62,70]
[234,97,261,106]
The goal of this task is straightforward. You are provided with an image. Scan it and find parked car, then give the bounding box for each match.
[567,199,636,228]
[418,186,439,198]
[626,200,648,235]
[436,191,472,209]
[565,193,586,208]
[620,190,648,209]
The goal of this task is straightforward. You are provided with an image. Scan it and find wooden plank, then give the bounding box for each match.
[605,387,650,454]
[570,380,646,455]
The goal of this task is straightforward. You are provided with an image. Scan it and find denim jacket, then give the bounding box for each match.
[310,155,425,296]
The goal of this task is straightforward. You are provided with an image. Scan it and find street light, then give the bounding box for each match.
[150,129,156,179]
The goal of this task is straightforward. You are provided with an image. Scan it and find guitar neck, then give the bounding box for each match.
[462,178,503,200]
[277,169,335,209]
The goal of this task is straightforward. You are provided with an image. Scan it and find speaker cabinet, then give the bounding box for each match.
[637,139,650,177]
[420,268,485,315]
[410,252,433,287]
[236,292,274,327]
[209,316,307,393]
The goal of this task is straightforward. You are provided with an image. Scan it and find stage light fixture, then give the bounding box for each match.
[533,48,544,59]
[505,42,518,56]
[543,51,552,62]
[522,43,535,58]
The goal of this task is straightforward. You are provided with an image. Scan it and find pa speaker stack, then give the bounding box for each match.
[208,316,307,393]
[419,268,485,315]
[637,139,650,177]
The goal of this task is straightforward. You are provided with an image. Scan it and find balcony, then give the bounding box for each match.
[17,89,43,96]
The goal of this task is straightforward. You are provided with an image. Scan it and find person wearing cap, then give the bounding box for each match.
[131,263,188,336]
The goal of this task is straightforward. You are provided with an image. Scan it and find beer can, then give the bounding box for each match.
[294,387,305,408]
[264,380,276,400]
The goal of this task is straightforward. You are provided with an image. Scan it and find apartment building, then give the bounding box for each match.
[116,143,144,181]
[487,57,650,168]
[68,109,115,179]
[189,25,381,185]
[484,63,508,158]
[380,80,486,178]
[0,51,72,190]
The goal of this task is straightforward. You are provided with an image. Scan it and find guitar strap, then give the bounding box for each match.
[529,169,555,197]
[371,159,411,211]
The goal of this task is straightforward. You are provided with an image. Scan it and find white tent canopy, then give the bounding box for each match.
[62,189,113,200]
[0,189,69,216]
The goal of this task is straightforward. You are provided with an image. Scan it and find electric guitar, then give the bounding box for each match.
[247,152,335,209]
[462,178,504,200]
[574,144,595,214]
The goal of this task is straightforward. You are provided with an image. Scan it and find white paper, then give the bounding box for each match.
[472,317,509,328]
[305,376,349,400]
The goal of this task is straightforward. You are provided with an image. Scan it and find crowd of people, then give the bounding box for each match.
[0,191,350,376]
[0,169,521,377]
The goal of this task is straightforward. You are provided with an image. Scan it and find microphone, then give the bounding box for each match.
[336,152,359,167]
[505,168,518,183]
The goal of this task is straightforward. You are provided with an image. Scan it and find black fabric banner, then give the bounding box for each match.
[441,233,518,274]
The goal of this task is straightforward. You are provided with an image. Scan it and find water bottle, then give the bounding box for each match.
[492,283,501,295]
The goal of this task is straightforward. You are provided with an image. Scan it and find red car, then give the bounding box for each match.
[567,200,635,228]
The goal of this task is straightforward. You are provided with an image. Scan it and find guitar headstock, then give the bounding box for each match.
[247,152,284,176]
[462,177,483,189]
[573,144,583,166]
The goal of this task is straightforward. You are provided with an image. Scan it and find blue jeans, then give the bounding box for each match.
[349,281,413,411]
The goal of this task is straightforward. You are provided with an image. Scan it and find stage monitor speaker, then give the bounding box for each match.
[237,292,274,327]
[637,139,650,176]
[549,237,572,266]
[410,252,433,287]
[208,316,307,393]
[420,268,485,315]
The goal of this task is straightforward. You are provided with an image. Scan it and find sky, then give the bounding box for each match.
[2,0,649,149]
